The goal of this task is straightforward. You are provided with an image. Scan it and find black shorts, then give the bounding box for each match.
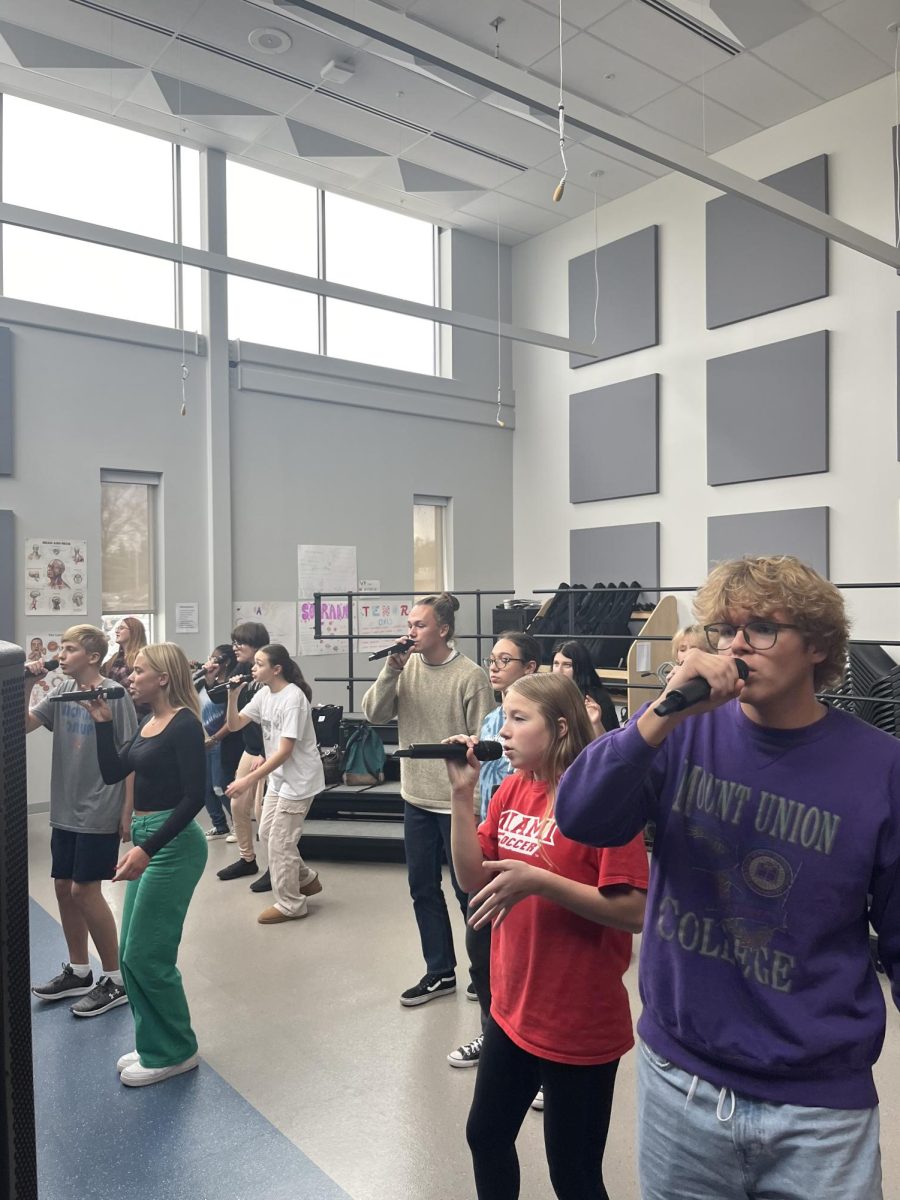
[50,828,120,884]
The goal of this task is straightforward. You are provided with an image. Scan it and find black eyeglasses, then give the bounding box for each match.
[704,621,799,652]
[484,655,525,669]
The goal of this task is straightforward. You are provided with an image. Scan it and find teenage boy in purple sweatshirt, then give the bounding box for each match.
[556,555,900,1200]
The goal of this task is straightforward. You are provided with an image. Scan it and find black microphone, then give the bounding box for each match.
[49,685,126,703]
[394,742,504,762]
[24,658,59,677]
[654,659,749,717]
[368,638,414,662]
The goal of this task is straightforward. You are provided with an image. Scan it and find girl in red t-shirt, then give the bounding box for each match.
[447,672,648,1200]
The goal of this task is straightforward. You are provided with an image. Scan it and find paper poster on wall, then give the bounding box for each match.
[298,544,358,598]
[174,602,200,635]
[25,538,87,617]
[298,596,350,657]
[24,631,66,709]
[357,597,413,653]
[233,601,298,657]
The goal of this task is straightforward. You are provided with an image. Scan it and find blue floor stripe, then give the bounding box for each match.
[29,897,352,1200]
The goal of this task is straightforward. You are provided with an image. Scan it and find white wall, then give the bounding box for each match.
[510,75,900,637]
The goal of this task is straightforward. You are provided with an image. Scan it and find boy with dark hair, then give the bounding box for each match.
[26,623,138,1016]
[557,556,900,1200]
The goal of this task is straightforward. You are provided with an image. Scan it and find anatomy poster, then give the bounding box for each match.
[25,538,87,617]
[25,632,66,709]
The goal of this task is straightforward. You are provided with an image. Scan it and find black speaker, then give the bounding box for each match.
[0,642,36,1200]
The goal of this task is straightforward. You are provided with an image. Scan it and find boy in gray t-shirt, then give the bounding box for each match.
[25,624,137,1017]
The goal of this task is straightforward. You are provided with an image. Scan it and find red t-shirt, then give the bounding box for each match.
[478,771,649,1066]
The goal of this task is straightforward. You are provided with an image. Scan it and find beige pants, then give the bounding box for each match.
[258,792,317,917]
[232,751,267,861]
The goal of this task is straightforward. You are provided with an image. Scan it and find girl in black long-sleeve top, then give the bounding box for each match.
[84,642,208,1088]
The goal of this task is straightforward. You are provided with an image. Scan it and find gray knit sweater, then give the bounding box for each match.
[361,650,494,812]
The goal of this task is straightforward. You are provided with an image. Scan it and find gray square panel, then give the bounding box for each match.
[0,327,10,476]
[570,375,659,502]
[707,331,829,486]
[706,155,829,328]
[0,509,12,640]
[570,523,660,607]
[707,507,830,577]
[568,226,658,368]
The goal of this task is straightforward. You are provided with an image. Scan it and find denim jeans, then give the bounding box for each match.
[203,744,231,833]
[403,802,468,975]
[637,1040,883,1200]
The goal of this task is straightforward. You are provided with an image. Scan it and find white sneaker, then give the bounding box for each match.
[225,833,237,843]
[120,1054,199,1087]
[117,1049,140,1073]
[205,828,229,840]
[531,1088,544,1111]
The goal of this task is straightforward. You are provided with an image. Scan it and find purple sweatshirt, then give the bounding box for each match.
[556,700,900,1108]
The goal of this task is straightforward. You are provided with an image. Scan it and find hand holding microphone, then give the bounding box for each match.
[24,658,59,680]
[653,652,748,718]
[368,638,414,663]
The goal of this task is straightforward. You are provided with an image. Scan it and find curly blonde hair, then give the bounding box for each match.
[694,556,848,689]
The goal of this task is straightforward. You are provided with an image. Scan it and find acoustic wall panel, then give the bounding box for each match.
[568,226,659,368]
[570,522,660,608]
[706,154,828,329]
[707,507,829,577]
[569,375,659,503]
[707,330,828,486]
[0,328,10,476]
[0,511,13,641]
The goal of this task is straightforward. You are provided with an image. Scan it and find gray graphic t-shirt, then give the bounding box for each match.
[33,678,138,834]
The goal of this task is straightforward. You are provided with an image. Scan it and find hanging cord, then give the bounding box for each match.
[592,180,600,344]
[176,70,189,416]
[553,0,567,202]
[495,215,505,427]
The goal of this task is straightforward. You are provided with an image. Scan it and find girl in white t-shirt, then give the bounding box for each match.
[224,644,325,924]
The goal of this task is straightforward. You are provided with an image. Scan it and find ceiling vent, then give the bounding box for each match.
[637,0,741,55]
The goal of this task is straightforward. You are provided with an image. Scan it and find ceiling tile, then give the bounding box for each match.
[437,100,562,167]
[530,33,680,113]
[97,0,206,32]
[240,0,372,47]
[498,166,597,217]
[0,0,172,66]
[526,0,626,31]
[399,134,524,187]
[329,51,476,127]
[151,39,303,114]
[535,139,659,198]
[800,0,843,9]
[710,0,813,48]
[283,89,421,156]
[588,1,731,83]
[700,53,821,127]
[460,190,567,236]
[286,117,388,159]
[755,16,889,99]
[0,22,140,71]
[581,135,671,178]
[115,97,261,154]
[404,0,577,68]
[239,141,370,191]
[825,0,900,66]
[397,158,483,193]
[452,210,530,244]
[633,85,760,152]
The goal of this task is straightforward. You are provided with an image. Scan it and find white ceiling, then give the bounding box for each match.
[0,0,893,244]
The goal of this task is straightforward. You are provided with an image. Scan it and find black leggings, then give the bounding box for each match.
[466,1018,619,1200]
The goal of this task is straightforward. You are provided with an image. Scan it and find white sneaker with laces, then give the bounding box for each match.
[225,833,237,843]
[120,1054,199,1087]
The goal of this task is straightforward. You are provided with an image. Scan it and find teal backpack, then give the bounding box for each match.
[342,723,386,786]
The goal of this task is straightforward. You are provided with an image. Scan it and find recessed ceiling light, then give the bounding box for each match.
[248,27,292,54]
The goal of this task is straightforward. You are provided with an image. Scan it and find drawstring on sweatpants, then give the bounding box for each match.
[683,1074,736,1123]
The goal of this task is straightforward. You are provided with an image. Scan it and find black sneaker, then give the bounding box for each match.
[217,857,258,881]
[400,972,456,1007]
[466,982,478,1002]
[71,975,129,1018]
[447,1032,483,1068]
[32,963,93,1001]
[249,868,272,893]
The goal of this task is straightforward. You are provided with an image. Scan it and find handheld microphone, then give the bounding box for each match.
[654,659,748,717]
[368,638,414,662]
[394,742,504,762]
[24,658,59,677]
[49,685,126,703]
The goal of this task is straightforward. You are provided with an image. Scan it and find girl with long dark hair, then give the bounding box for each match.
[551,640,620,735]
[224,644,324,924]
[447,673,648,1199]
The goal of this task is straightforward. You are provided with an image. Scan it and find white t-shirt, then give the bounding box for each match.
[240,682,325,801]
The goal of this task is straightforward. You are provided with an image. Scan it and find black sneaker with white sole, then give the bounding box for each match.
[400,972,456,1007]
[447,1032,484,1067]
[32,963,94,1001]
[71,976,129,1018]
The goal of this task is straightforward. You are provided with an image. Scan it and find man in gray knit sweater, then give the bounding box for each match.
[362,592,493,1005]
